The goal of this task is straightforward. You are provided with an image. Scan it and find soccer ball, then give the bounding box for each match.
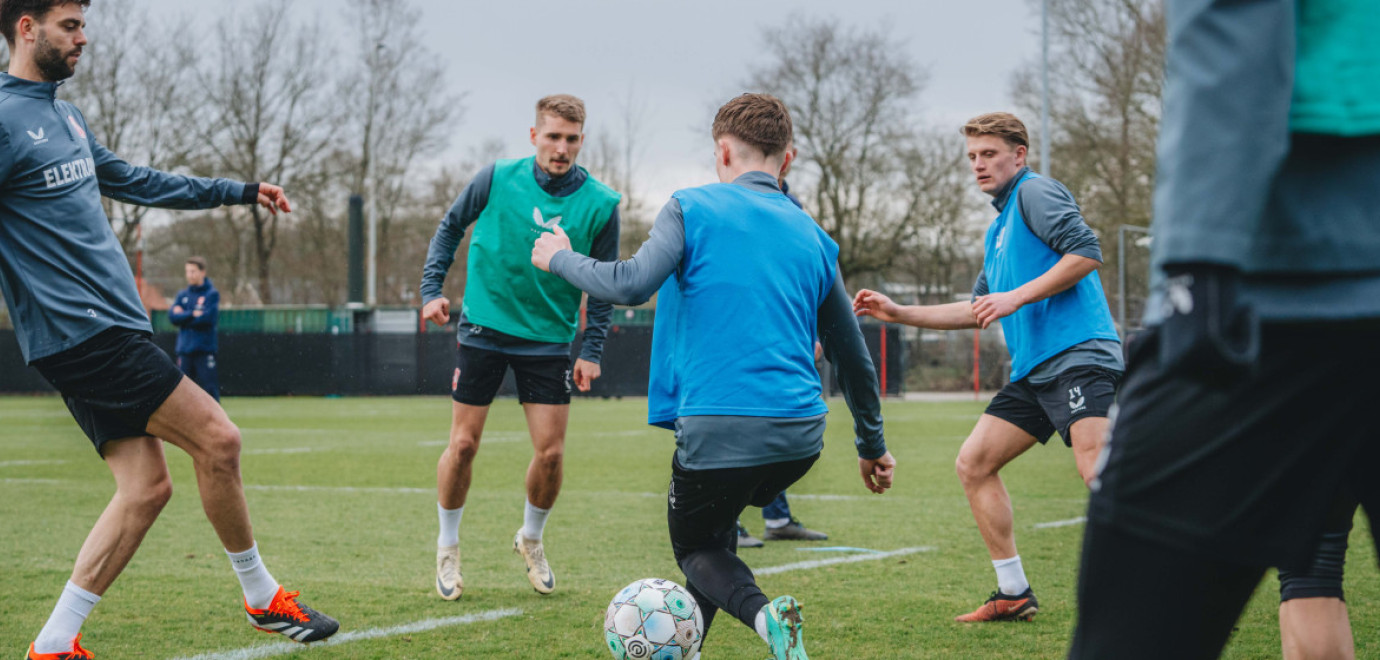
[604,578,703,660]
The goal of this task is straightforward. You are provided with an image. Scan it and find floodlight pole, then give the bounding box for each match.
[365,41,383,308]
[1118,224,1127,337]
[1041,0,1051,176]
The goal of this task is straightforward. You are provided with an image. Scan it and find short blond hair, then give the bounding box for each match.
[962,112,1029,150]
[536,94,586,127]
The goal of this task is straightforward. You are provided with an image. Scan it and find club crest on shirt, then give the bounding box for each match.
[67,115,86,139]
[533,207,561,230]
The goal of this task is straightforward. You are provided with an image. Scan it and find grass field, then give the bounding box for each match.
[1,395,1376,659]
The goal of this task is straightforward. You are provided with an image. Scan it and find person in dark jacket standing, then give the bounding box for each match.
[0,2,337,658]
[168,256,220,400]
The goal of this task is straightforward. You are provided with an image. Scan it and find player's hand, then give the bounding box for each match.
[256,182,292,215]
[531,224,572,272]
[192,310,203,318]
[853,289,902,323]
[172,305,184,314]
[972,291,1025,329]
[422,297,451,326]
[859,451,896,494]
[572,358,601,392]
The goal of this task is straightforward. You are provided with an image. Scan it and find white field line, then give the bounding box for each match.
[627,492,868,502]
[244,484,433,495]
[0,459,67,468]
[0,477,64,485]
[417,436,525,447]
[242,447,315,455]
[755,546,936,576]
[781,494,867,502]
[1033,516,1087,529]
[169,608,522,660]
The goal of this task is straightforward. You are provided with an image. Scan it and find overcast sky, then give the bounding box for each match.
[135,0,1042,204]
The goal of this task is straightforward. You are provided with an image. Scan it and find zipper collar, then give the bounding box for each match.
[0,73,61,100]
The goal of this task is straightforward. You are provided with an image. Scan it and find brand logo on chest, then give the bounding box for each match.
[532,207,562,230]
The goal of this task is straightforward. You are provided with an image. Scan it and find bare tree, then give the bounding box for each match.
[340,0,464,304]
[190,0,338,304]
[582,88,653,258]
[748,16,946,281]
[893,131,987,302]
[1009,0,1165,317]
[62,0,201,253]
[1013,0,1165,240]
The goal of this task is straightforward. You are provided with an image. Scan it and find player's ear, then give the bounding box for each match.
[716,138,732,168]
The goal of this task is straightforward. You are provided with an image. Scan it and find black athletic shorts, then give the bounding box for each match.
[667,452,819,560]
[984,365,1121,446]
[451,343,571,406]
[1089,321,1380,570]
[31,327,185,455]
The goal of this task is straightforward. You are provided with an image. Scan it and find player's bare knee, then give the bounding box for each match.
[955,450,993,486]
[449,434,480,462]
[535,444,564,470]
[200,422,242,474]
[121,473,173,519]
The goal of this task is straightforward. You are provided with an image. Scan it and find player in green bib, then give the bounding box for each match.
[418,95,621,600]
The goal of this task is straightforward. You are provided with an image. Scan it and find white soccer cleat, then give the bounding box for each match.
[436,544,463,600]
[513,531,555,595]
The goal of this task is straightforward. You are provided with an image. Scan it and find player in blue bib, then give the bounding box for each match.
[854,112,1123,623]
[534,93,894,660]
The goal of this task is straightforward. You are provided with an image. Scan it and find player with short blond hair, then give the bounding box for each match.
[420,93,621,601]
[855,111,1122,622]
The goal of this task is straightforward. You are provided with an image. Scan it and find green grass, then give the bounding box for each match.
[1,396,1376,659]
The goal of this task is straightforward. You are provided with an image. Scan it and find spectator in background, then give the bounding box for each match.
[169,256,220,400]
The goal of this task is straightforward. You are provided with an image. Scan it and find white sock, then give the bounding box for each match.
[438,503,464,547]
[763,517,791,529]
[754,606,770,644]
[521,500,551,541]
[227,543,279,610]
[993,555,1030,595]
[33,581,100,653]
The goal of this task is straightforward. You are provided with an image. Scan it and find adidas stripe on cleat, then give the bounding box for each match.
[953,588,1039,622]
[26,634,93,660]
[245,586,340,643]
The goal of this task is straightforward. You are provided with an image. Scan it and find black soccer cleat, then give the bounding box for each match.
[245,586,340,642]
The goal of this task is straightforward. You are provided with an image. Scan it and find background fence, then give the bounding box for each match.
[0,310,913,398]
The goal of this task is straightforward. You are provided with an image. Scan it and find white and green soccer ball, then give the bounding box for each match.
[604,578,703,660]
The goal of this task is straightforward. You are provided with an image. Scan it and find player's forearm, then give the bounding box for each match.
[579,298,612,363]
[187,311,217,329]
[819,274,886,458]
[1011,254,1100,305]
[896,301,979,330]
[549,199,684,306]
